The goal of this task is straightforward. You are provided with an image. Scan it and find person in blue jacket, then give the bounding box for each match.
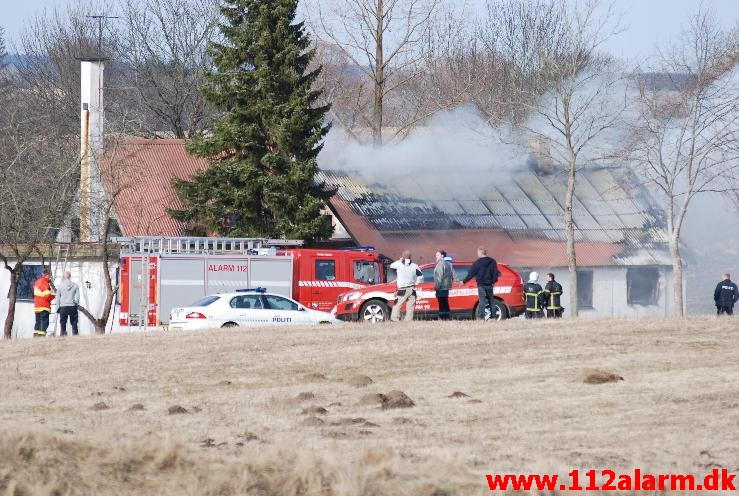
[714,273,739,315]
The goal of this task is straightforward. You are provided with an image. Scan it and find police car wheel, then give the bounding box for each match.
[361,300,388,323]
[221,322,238,328]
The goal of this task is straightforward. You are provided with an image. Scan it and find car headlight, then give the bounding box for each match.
[342,292,362,302]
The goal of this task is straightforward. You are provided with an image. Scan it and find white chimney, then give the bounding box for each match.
[80,59,105,242]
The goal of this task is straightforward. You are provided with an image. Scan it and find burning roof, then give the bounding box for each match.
[317,166,672,267]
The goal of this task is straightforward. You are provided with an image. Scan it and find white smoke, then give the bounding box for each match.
[318,105,527,194]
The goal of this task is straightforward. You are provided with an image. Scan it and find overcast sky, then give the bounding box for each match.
[2,0,737,60]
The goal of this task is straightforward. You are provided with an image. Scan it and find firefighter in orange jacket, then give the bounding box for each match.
[33,268,55,337]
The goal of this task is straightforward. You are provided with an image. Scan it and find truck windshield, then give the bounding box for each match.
[354,261,380,284]
[189,296,220,307]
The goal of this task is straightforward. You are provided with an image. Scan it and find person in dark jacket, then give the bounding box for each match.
[543,272,563,318]
[523,272,545,319]
[434,250,455,320]
[463,246,499,320]
[714,273,739,315]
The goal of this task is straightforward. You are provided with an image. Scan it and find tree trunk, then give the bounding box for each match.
[3,266,20,339]
[372,0,384,147]
[565,159,578,317]
[669,236,684,316]
[78,305,106,335]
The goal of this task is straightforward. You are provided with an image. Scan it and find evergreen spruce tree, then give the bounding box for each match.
[171,0,333,241]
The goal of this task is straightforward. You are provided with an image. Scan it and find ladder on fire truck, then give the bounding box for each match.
[113,236,303,256]
[113,237,304,330]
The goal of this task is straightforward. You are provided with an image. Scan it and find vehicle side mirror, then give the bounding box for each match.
[368,278,374,284]
[299,306,306,311]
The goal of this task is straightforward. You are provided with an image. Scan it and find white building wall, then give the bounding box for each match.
[525,265,677,318]
[0,260,125,339]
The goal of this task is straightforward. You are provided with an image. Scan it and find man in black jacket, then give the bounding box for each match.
[543,272,563,318]
[523,272,545,319]
[714,273,739,315]
[463,246,499,320]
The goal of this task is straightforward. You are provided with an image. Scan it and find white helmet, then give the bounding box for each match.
[528,271,539,282]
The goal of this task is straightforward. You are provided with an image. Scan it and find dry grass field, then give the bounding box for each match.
[0,317,737,495]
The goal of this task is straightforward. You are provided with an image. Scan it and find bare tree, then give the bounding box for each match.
[13,3,105,136]
[474,0,572,125]
[624,9,739,316]
[75,133,139,335]
[496,0,626,317]
[14,0,218,139]
[311,0,440,145]
[0,26,7,72]
[112,0,219,138]
[0,83,79,339]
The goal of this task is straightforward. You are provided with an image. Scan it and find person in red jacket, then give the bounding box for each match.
[33,268,55,337]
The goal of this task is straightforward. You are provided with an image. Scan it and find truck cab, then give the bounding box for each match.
[285,248,385,312]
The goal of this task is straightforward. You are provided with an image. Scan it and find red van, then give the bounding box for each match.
[332,261,525,322]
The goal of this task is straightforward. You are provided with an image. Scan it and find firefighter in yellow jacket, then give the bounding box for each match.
[543,272,564,318]
[523,271,545,319]
[33,268,55,337]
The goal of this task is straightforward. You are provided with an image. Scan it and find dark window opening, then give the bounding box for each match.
[315,260,336,281]
[14,265,45,301]
[627,267,659,305]
[577,270,594,309]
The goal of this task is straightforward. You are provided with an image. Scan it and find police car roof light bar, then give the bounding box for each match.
[235,287,267,293]
[342,246,375,251]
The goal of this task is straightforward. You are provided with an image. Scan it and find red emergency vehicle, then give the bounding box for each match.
[332,261,525,322]
[116,236,386,327]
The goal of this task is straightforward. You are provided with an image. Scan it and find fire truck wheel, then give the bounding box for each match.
[360,300,389,323]
[221,322,239,328]
[474,301,509,321]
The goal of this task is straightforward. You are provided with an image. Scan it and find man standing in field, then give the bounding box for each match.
[543,272,563,318]
[463,246,499,320]
[714,273,738,315]
[33,268,55,337]
[57,271,80,336]
[390,250,424,321]
[434,250,454,320]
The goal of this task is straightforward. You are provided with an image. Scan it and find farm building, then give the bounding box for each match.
[316,164,684,318]
[0,138,686,337]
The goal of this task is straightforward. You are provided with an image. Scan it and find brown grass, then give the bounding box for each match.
[1,317,737,495]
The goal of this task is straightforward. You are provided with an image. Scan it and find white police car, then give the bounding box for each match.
[168,288,342,331]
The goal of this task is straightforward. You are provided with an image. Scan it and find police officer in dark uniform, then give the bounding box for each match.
[543,272,563,318]
[714,273,739,315]
[523,272,545,319]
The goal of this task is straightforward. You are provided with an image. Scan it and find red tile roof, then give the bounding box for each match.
[102,139,207,236]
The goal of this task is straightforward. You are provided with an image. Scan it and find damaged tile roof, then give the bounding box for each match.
[317,166,672,267]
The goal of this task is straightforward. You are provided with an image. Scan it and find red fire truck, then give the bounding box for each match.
[116,237,385,327]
